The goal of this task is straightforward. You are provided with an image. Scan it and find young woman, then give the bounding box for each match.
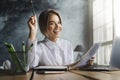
[27,9,93,69]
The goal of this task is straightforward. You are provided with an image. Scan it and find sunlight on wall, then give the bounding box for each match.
[114,0,120,37]
[93,0,113,65]
[93,0,120,65]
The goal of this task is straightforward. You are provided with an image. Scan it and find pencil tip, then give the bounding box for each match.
[30,0,33,3]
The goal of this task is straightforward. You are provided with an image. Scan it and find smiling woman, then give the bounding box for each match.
[27,9,74,69]
[27,9,95,70]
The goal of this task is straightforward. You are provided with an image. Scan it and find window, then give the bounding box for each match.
[93,0,114,65]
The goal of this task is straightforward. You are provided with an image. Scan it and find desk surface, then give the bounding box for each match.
[0,70,120,80]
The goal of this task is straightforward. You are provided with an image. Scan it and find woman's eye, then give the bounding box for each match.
[49,22,55,25]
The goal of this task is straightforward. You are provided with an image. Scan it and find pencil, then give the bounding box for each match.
[30,70,34,80]
[30,0,36,16]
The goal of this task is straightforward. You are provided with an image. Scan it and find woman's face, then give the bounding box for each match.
[45,14,62,41]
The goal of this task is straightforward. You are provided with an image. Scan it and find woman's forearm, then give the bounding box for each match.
[28,16,38,41]
[27,39,39,69]
[29,30,37,41]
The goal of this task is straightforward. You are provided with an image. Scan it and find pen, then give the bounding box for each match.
[30,69,34,80]
[30,0,36,16]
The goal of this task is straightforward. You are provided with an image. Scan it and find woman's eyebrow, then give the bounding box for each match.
[49,20,60,23]
[49,21,55,23]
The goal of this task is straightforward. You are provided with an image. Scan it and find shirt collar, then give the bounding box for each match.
[44,37,60,47]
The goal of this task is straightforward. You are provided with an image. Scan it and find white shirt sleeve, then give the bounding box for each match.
[67,41,74,64]
[27,39,42,69]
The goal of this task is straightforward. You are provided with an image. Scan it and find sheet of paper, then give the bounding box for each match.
[69,43,101,69]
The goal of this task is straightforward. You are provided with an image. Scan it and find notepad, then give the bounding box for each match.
[34,66,68,71]
[34,66,68,74]
[36,71,65,74]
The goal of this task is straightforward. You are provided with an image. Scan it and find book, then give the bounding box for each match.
[36,71,65,74]
[34,66,68,71]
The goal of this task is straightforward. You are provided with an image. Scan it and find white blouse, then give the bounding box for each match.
[27,38,74,68]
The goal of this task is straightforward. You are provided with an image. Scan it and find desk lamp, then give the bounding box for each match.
[74,45,84,60]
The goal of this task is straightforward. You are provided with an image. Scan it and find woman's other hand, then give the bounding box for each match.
[87,57,95,66]
[28,16,38,41]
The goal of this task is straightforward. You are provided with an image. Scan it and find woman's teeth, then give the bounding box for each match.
[54,30,59,33]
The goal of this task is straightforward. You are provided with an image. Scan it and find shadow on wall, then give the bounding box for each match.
[0,0,89,65]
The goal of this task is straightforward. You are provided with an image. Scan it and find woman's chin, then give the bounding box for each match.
[53,36,59,39]
[53,33,60,37]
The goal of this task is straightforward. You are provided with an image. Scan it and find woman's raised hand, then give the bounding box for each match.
[28,16,38,41]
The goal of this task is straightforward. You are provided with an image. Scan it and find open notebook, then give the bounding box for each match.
[79,36,120,71]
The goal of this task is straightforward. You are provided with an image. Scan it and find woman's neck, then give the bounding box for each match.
[46,37,58,42]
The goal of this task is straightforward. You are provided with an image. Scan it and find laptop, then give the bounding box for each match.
[80,36,120,71]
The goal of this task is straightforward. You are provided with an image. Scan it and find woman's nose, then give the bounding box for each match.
[55,23,59,29]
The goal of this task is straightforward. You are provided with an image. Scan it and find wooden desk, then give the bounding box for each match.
[70,70,120,80]
[0,71,31,80]
[1,70,120,80]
